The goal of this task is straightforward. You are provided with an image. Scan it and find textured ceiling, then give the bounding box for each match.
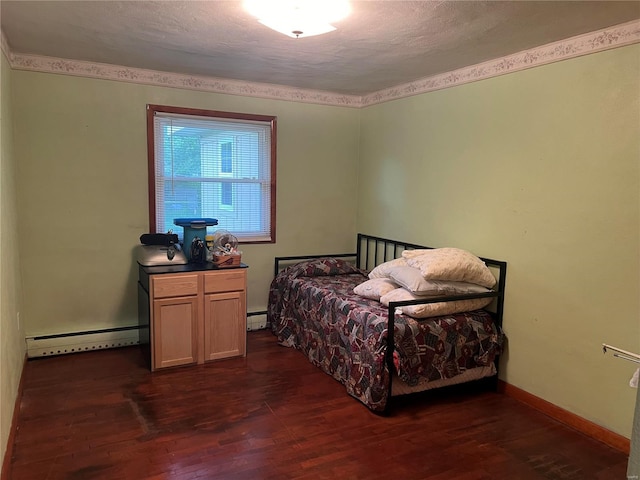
[2,1,639,96]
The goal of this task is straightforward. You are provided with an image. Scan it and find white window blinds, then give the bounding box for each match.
[151,110,275,242]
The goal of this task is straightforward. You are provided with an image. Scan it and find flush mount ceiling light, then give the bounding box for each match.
[243,0,351,39]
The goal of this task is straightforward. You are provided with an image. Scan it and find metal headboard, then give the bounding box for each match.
[274,233,506,326]
[356,233,507,325]
[356,233,429,271]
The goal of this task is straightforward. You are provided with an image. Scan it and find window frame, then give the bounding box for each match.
[146,104,277,244]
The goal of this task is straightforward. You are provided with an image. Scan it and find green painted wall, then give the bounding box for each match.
[358,44,640,437]
[12,72,360,336]
[5,42,639,448]
[1,50,25,466]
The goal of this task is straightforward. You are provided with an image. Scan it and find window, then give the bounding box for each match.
[221,142,233,174]
[221,183,233,207]
[147,105,277,243]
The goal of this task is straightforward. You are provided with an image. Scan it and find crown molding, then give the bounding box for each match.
[4,19,640,108]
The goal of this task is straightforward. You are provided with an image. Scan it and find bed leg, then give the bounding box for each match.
[384,304,397,415]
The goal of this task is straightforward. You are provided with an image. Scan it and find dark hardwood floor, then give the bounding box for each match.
[8,330,627,480]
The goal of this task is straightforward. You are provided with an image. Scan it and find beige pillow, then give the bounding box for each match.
[379,287,492,319]
[353,278,399,300]
[402,248,496,288]
[387,265,491,296]
[368,257,407,279]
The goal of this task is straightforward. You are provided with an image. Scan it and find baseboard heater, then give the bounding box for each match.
[27,311,270,359]
[247,310,267,331]
[26,326,140,358]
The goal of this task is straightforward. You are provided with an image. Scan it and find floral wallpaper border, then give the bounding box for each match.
[1,30,9,64]
[362,19,640,106]
[3,20,639,108]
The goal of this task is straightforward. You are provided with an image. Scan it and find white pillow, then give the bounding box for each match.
[368,257,407,279]
[379,288,492,319]
[387,265,492,296]
[353,278,399,300]
[401,248,496,288]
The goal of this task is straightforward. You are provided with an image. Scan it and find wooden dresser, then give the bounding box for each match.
[137,262,248,371]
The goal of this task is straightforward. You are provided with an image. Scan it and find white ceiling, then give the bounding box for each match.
[2,1,639,96]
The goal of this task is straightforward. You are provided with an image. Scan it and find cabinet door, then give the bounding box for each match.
[152,296,198,370]
[203,291,246,361]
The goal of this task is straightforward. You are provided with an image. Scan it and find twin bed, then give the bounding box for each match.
[267,233,507,413]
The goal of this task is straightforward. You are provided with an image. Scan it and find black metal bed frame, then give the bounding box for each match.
[274,232,507,411]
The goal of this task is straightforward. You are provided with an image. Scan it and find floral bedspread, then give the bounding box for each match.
[267,258,503,412]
